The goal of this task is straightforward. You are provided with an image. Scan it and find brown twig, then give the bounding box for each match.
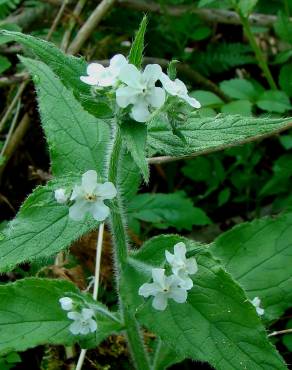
[148,122,292,165]
[46,0,69,41]
[268,328,292,337]
[67,0,116,55]
[0,74,28,87]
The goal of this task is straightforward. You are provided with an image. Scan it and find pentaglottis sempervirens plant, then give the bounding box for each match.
[0,15,292,370]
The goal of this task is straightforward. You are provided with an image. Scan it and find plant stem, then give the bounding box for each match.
[107,126,150,370]
[75,222,105,370]
[236,10,277,90]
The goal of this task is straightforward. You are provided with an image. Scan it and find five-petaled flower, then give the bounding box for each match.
[116,64,166,122]
[69,170,117,221]
[138,268,187,311]
[55,188,69,204]
[67,308,97,335]
[165,242,198,290]
[160,73,201,108]
[251,297,264,316]
[80,54,128,87]
[59,297,73,311]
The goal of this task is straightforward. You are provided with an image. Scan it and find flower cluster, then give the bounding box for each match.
[251,296,264,316]
[54,170,117,222]
[139,242,198,310]
[59,297,97,335]
[80,54,201,123]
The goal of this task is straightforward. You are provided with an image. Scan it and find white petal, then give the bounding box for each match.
[160,73,176,95]
[152,268,166,289]
[80,63,105,86]
[173,79,188,95]
[165,250,175,265]
[119,64,142,88]
[69,321,81,335]
[69,200,90,221]
[116,86,138,108]
[110,54,128,71]
[88,319,98,332]
[177,275,193,290]
[139,282,157,297]
[169,286,188,303]
[80,325,90,335]
[70,185,83,201]
[80,75,100,86]
[186,257,198,275]
[55,188,68,204]
[59,297,73,311]
[147,87,165,108]
[174,242,187,260]
[96,182,117,200]
[81,170,98,193]
[143,64,162,86]
[181,94,201,108]
[91,201,110,221]
[81,308,95,320]
[152,293,168,311]
[251,297,260,307]
[131,101,151,122]
[67,311,81,320]
[256,307,265,316]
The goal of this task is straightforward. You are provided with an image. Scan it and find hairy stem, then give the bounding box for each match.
[108,126,150,370]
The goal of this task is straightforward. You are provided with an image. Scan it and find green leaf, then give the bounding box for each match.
[191,90,223,107]
[0,31,112,118]
[279,134,292,150]
[0,55,10,74]
[128,16,147,68]
[20,56,110,176]
[191,26,212,41]
[120,120,149,182]
[279,64,292,97]
[128,192,211,231]
[238,0,258,17]
[210,212,292,322]
[151,340,185,370]
[148,114,292,157]
[274,11,292,43]
[219,78,258,100]
[221,100,253,116]
[0,278,122,354]
[126,235,286,370]
[256,90,292,113]
[0,178,98,273]
[218,187,231,206]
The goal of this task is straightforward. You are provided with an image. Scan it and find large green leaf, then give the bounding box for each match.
[20,56,110,176]
[210,212,292,322]
[0,31,111,118]
[125,235,287,370]
[147,113,292,157]
[128,15,147,69]
[0,278,122,355]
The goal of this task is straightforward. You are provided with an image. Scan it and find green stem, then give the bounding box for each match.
[237,10,277,90]
[108,125,150,370]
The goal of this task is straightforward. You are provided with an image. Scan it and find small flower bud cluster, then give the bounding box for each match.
[80,54,201,123]
[251,296,265,316]
[54,170,117,222]
[59,297,97,335]
[138,242,198,311]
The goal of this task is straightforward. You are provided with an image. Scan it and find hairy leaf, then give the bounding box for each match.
[128,15,147,68]
[0,278,122,355]
[148,114,292,157]
[210,212,292,322]
[127,235,286,370]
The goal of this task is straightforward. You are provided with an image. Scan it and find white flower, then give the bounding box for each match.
[59,297,73,311]
[80,54,128,87]
[69,170,117,222]
[160,73,201,108]
[138,268,187,311]
[251,297,265,316]
[165,242,198,290]
[116,64,166,122]
[55,188,69,204]
[67,308,97,335]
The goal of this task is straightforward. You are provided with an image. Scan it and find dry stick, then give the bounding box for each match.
[148,121,292,165]
[61,0,88,52]
[48,0,291,28]
[0,113,30,178]
[0,74,28,87]
[75,223,105,370]
[268,329,292,337]
[67,0,116,55]
[0,100,21,157]
[46,0,70,41]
